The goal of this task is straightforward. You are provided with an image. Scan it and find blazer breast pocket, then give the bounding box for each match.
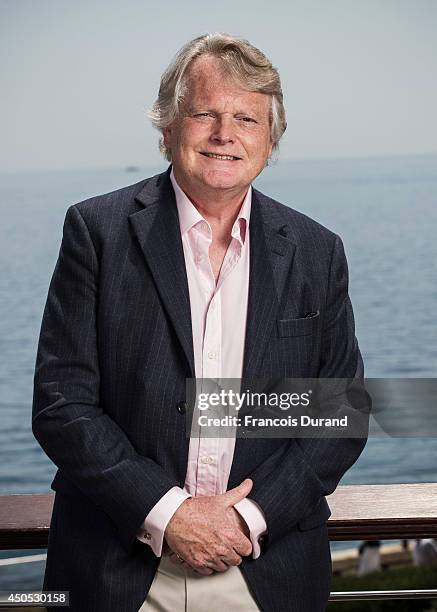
[277,311,320,338]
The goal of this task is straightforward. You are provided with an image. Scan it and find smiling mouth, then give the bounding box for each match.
[200,152,242,161]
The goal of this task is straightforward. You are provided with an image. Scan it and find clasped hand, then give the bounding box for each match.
[164,478,253,575]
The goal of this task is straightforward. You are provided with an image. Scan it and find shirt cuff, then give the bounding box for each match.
[234,497,268,559]
[136,486,191,557]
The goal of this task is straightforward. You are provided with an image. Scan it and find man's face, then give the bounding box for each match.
[163,55,273,200]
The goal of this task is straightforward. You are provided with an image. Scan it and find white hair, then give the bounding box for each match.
[148,33,287,161]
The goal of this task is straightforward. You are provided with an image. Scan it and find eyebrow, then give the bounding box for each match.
[187,107,264,119]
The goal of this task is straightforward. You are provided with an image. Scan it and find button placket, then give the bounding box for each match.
[174,180,252,501]
[198,275,221,495]
[196,436,220,495]
[202,276,221,376]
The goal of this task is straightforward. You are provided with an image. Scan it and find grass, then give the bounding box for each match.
[328,565,437,611]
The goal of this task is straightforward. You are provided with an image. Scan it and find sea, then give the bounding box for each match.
[1,155,436,590]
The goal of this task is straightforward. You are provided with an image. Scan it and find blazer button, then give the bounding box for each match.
[177,401,187,415]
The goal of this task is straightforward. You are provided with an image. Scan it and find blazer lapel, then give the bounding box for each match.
[128,169,195,377]
[230,190,297,489]
[242,189,296,378]
[128,174,296,381]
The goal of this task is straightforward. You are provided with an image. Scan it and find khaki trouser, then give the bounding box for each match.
[139,555,260,612]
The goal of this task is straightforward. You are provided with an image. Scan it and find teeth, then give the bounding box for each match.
[203,153,238,160]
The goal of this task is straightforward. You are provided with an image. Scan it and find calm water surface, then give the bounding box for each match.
[1,156,436,588]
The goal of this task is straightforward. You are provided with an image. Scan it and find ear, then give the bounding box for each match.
[162,126,172,150]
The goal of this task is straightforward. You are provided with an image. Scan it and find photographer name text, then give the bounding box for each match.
[197,415,348,428]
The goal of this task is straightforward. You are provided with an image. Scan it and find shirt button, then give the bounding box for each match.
[176,401,187,415]
[201,456,215,465]
[145,532,152,540]
[207,351,217,360]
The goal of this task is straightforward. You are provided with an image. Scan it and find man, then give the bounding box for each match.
[33,34,367,611]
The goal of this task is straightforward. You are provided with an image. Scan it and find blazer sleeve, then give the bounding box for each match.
[246,235,369,547]
[32,204,180,551]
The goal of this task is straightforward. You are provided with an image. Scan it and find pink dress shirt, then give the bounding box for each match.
[136,170,267,558]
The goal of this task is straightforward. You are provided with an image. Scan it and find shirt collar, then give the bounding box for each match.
[170,168,251,245]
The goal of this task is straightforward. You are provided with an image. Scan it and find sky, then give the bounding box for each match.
[1,0,436,172]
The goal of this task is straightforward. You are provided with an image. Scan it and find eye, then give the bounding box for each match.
[238,116,257,124]
[194,112,214,119]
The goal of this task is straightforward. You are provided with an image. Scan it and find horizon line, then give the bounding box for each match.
[1,151,437,177]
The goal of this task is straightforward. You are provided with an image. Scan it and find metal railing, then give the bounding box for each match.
[1,483,437,604]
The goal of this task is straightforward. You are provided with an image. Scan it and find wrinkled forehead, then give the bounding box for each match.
[182,55,271,115]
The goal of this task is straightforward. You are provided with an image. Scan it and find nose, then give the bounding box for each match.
[210,114,235,144]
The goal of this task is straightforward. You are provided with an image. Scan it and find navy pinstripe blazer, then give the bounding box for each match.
[32,166,367,611]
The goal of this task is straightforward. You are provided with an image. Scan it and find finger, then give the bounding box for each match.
[177,555,215,575]
[233,534,253,557]
[212,542,244,567]
[221,479,253,507]
[230,507,250,537]
[169,554,209,574]
[207,558,230,573]
[220,551,243,567]
[169,553,185,565]
[191,564,214,576]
